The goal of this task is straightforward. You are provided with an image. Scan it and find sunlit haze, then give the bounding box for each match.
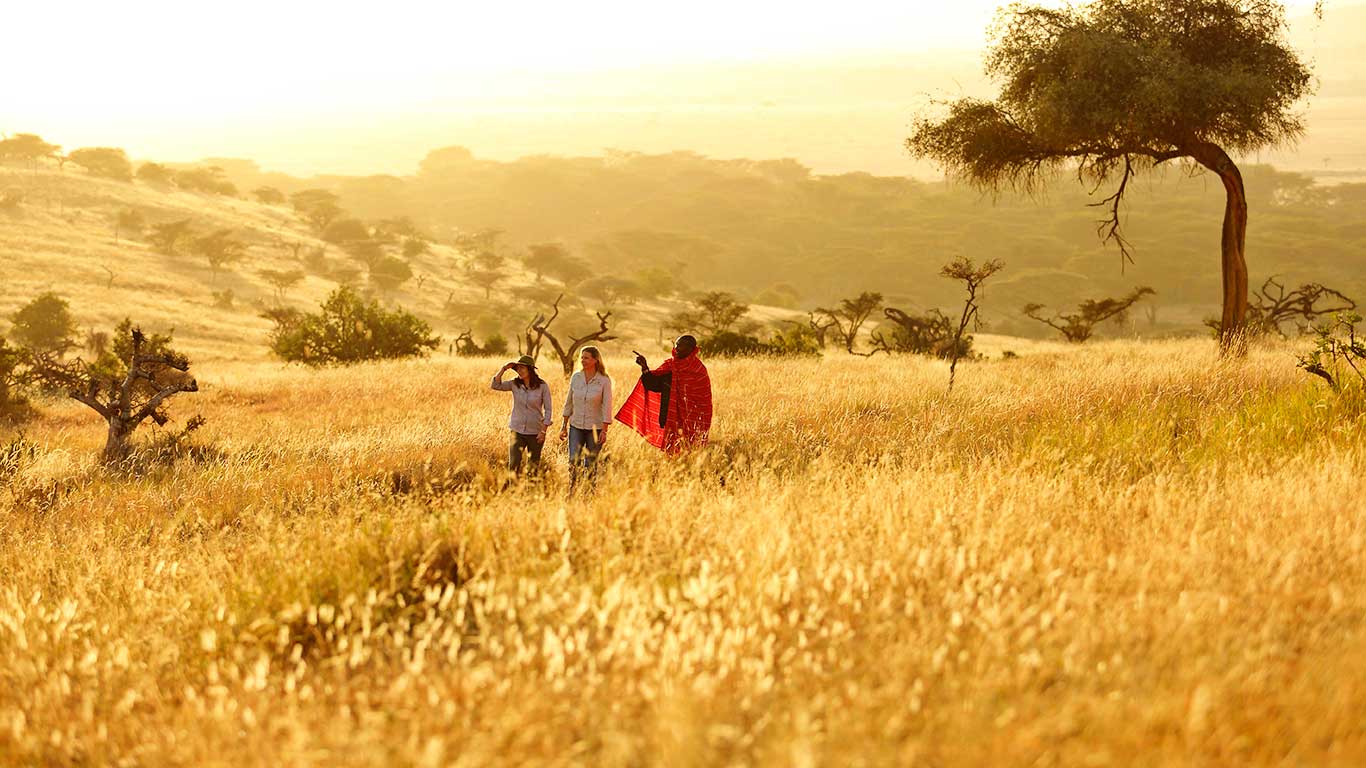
[3,0,1349,174]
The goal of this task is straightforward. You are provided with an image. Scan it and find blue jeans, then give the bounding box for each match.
[567,426,602,490]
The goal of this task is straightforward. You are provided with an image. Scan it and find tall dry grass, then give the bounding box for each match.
[1,340,1364,766]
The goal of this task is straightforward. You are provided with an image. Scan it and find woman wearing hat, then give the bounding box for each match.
[491,355,553,477]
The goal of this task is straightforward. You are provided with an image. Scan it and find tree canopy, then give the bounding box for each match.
[9,292,79,354]
[69,147,134,181]
[0,134,59,168]
[266,287,438,366]
[908,0,1314,350]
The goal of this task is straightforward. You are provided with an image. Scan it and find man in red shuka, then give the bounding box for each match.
[615,335,712,454]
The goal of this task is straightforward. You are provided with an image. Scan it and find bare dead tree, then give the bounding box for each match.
[33,326,199,463]
[522,296,562,360]
[100,265,116,289]
[528,293,616,377]
[872,307,962,358]
[942,258,1004,392]
[812,292,882,356]
[807,312,838,349]
[1024,287,1155,344]
[1241,277,1356,338]
[452,330,481,356]
[279,239,306,261]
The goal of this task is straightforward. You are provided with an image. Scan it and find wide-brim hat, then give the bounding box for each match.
[508,354,538,369]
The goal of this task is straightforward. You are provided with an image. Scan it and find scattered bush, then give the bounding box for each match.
[452,331,508,356]
[670,291,752,336]
[368,255,413,293]
[466,251,506,299]
[482,334,509,356]
[1298,312,1365,394]
[191,228,248,280]
[0,134,59,170]
[402,237,431,259]
[701,326,821,358]
[174,166,237,196]
[1024,287,1155,343]
[259,269,305,303]
[68,147,134,181]
[148,219,195,256]
[873,308,970,359]
[265,286,438,366]
[27,320,199,463]
[291,189,345,231]
[813,292,882,355]
[253,186,286,205]
[0,338,32,422]
[136,162,174,186]
[9,292,78,354]
[323,218,371,245]
[576,275,643,307]
[114,209,145,242]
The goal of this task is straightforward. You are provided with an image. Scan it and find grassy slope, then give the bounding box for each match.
[0,166,704,364]
[1,340,1364,765]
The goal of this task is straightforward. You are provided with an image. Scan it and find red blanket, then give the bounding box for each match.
[615,352,712,453]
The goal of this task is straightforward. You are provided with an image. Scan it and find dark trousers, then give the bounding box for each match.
[508,432,544,476]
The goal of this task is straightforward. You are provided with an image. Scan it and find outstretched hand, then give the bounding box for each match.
[633,351,648,370]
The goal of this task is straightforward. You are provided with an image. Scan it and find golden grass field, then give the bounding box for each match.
[2,338,1365,766]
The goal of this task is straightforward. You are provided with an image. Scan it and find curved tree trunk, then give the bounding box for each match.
[1190,142,1249,354]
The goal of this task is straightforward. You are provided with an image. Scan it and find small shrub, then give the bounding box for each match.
[135,162,174,185]
[266,286,438,366]
[700,326,821,358]
[1024,287,1154,343]
[174,166,237,196]
[452,331,508,356]
[873,308,971,359]
[481,334,509,356]
[68,147,134,181]
[9,292,79,354]
[0,338,33,422]
[1298,312,1365,394]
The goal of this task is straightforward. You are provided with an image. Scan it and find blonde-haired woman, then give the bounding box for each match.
[559,346,612,490]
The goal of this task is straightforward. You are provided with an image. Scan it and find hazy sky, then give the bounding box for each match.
[3,0,1343,175]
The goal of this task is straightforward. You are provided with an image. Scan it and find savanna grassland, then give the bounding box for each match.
[3,340,1365,767]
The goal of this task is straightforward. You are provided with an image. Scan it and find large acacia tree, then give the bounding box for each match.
[908,0,1314,351]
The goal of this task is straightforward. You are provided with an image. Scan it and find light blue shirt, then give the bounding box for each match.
[491,375,553,435]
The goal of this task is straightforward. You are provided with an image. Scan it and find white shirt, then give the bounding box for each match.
[563,371,613,431]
